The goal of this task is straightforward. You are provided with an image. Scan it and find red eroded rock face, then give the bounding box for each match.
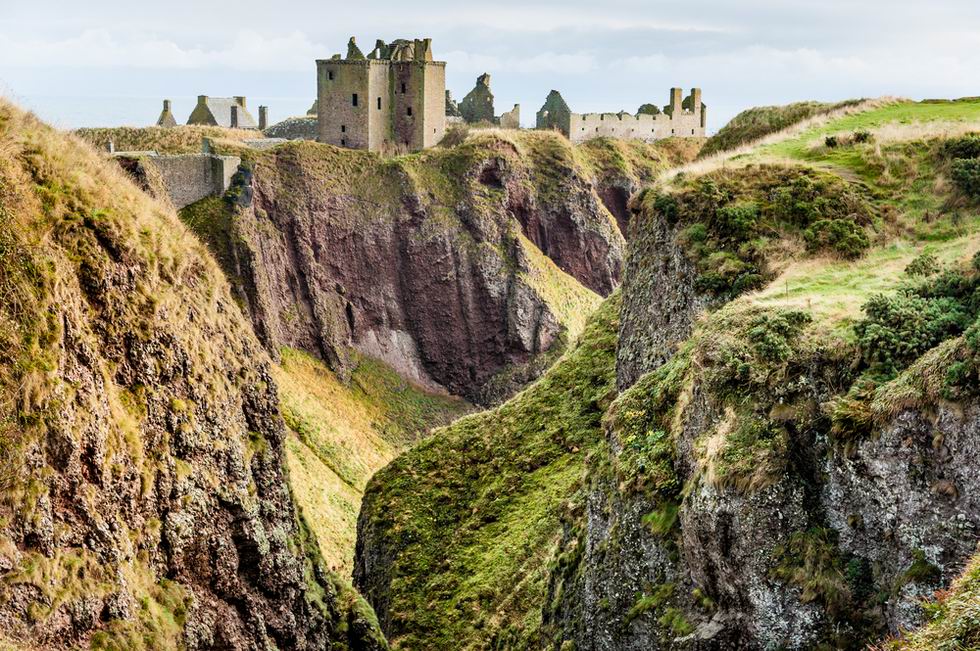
[223,135,628,404]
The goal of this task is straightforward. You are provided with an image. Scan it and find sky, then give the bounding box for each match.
[0,0,978,132]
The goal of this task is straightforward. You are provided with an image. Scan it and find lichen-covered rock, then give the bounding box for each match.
[0,99,385,650]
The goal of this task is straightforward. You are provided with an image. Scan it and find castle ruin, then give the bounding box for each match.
[536,88,705,143]
[316,37,446,152]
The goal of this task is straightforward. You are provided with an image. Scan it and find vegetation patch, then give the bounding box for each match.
[276,347,469,573]
[887,551,980,650]
[359,293,621,650]
[771,527,883,644]
[647,165,874,299]
[699,99,865,157]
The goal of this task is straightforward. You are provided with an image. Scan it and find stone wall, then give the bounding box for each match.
[318,61,372,149]
[139,154,241,209]
[538,88,706,144]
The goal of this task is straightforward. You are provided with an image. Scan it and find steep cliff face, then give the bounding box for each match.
[0,101,385,650]
[185,131,683,404]
[547,127,980,649]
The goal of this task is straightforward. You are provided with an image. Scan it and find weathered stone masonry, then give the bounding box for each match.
[537,87,706,143]
[316,37,446,152]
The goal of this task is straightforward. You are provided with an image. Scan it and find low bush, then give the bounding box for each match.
[950,158,980,198]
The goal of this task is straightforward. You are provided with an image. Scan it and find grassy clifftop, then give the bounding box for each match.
[75,124,261,154]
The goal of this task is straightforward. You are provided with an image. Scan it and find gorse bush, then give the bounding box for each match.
[649,166,873,298]
[939,134,980,160]
[856,293,969,376]
[950,158,980,198]
[904,252,939,277]
[854,260,980,377]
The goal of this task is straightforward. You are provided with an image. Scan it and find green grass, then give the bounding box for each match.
[755,98,980,162]
[887,551,980,650]
[700,99,865,158]
[276,347,470,574]
[360,293,621,650]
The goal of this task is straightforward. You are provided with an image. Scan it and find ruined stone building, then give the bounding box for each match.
[156,100,177,128]
[455,73,520,128]
[187,96,260,129]
[316,37,446,152]
[536,88,706,143]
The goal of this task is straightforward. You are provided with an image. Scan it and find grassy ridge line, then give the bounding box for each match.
[75,125,263,154]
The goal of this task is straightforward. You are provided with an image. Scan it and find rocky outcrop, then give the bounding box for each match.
[209,132,630,403]
[543,174,980,650]
[264,116,319,141]
[0,100,385,650]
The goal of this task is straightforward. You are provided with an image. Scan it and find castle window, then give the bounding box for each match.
[352,94,358,107]
[407,106,413,116]
[401,82,407,94]
[341,138,346,146]
[377,97,382,110]
[328,71,334,81]
[341,125,346,133]
[692,129,695,135]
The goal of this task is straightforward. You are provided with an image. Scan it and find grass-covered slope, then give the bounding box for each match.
[277,348,470,574]
[888,551,980,650]
[699,99,866,158]
[354,293,621,650]
[75,124,263,154]
[0,100,385,650]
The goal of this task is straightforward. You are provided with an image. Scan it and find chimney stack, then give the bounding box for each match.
[669,88,683,115]
[259,106,268,130]
[163,99,171,112]
[230,105,239,129]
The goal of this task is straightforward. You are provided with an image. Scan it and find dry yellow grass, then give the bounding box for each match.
[275,348,470,574]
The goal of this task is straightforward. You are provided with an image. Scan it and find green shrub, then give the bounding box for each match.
[855,293,970,375]
[904,252,940,277]
[950,158,980,198]
[939,135,980,160]
[825,135,839,148]
[803,218,870,258]
[654,166,873,298]
[714,201,760,239]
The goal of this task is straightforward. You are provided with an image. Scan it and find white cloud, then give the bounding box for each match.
[0,29,326,71]
[444,50,597,75]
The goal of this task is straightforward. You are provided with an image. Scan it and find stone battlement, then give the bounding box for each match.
[537,88,706,143]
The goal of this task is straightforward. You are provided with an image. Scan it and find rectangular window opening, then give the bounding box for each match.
[341,138,346,146]
[352,93,358,107]
[328,71,334,80]
[407,106,413,116]
[401,82,407,94]
[377,97,382,110]
[341,125,346,133]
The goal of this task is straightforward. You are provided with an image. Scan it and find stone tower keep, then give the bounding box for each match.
[316,37,447,152]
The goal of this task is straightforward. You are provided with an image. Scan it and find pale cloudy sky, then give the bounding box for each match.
[0,0,977,130]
